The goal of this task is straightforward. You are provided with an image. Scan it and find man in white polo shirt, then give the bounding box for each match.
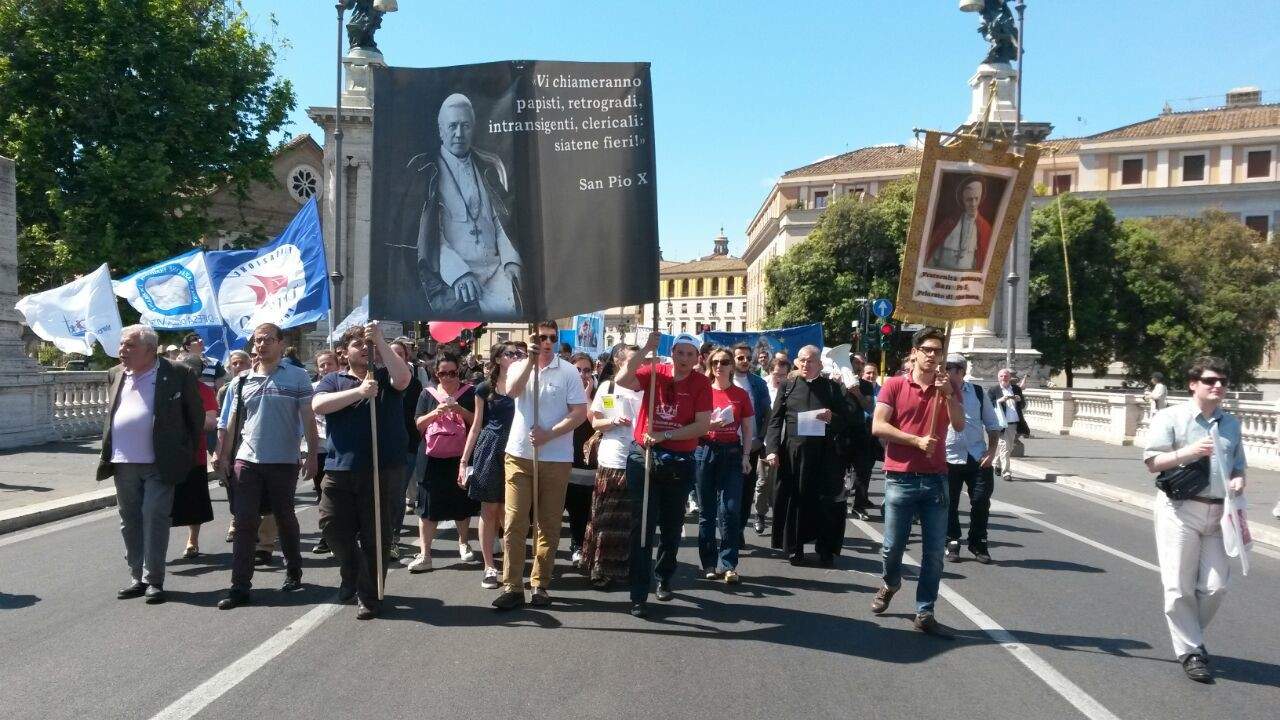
[492,320,589,610]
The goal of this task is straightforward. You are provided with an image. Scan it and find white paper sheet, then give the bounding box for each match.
[797,410,826,437]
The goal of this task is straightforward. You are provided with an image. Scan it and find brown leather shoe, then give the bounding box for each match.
[913,612,949,636]
[871,584,899,614]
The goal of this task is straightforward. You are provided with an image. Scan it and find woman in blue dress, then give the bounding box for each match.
[459,342,523,589]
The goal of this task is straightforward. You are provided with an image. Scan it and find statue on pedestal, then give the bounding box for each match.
[343,0,397,54]
[977,0,1018,65]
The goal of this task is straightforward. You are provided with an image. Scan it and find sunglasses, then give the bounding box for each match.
[534,333,556,342]
[436,370,458,378]
[711,359,733,366]
[1196,376,1228,387]
[503,351,525,359]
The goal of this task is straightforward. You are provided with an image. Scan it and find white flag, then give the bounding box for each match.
[15,263,124,357]
[329,295,369,342]
[113,249,222,329]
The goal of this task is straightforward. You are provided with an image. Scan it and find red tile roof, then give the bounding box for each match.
[781,144,922,178]
[1086,103,1280,141]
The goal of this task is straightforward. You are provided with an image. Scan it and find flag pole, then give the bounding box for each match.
[641,301,658,548]
[367,353,385,601]
[925,321,953,440]
[531,354,541,540]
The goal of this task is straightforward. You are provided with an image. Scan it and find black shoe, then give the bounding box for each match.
[851,508,871,521]
[492,590,526,611]
[630,601,648,618]
[913,612,948,636]
[356,599,379,620]
[312,539,331,555]
[529,588,551,607]
[788,551,805,566]
[818,553,834,568]
[655,580,674,602]
[280,574,303,592]
[753,519,767,534]
[253,550,272,566]
[590,576,614,591]
[1182,653,1212,683]
[117,581,147,600]
[337,585,357,604]
[945,540,961,563]
[143,585,166,604]
[217,590,251,610]
[971,546,992,564]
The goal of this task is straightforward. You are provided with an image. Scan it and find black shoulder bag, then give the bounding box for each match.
[1155,456,1210,500]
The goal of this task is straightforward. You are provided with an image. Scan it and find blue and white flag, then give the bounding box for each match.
[113,249,222,329]
[15,263,124,357]
[205,197,329,340]
[329,295,369,343]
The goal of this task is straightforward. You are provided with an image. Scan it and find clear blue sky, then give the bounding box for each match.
[240,0,1279,261]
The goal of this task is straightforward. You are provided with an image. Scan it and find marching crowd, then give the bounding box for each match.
[96,319,1252,682]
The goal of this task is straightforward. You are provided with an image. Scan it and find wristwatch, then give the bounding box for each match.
[663,431,672,442]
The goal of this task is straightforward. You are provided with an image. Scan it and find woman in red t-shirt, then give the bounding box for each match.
[695,347,754,583]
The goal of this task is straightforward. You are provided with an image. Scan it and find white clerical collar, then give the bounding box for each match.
[441,149,473,175]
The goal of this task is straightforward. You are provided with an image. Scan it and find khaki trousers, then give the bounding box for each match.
[1154,493,1230,659]
[501,454,571,594]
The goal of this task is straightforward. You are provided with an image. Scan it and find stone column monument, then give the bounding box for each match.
[948,0,1051,384]
[0,156,59,449]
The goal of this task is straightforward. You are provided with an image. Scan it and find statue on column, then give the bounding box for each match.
[344,0,397,54]
[977,0,1018,65]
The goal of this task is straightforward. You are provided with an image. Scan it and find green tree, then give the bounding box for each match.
[0,0,295,292]
[1027,194,1127,386]
[1115,211,1280,385]
[764,175,916,346]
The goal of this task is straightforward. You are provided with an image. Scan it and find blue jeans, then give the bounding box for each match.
[881,471,949,613]
[695,441,743,571]
[627,444,695,602]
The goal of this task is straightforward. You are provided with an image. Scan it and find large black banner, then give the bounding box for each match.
[369,60,659,322]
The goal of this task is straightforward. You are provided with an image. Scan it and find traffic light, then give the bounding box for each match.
[878,321,893,349]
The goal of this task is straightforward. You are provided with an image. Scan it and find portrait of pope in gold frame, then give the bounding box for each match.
[895,131,1039,323]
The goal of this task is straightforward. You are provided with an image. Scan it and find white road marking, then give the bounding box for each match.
[989,498,1042,516]
[0,507,117,548]
[148,600,343,720]
[850,518,1122,720]
[995,511,1161,573]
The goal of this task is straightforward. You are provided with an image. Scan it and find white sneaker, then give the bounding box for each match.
[407,553,432,573]
[571,549,584,567]
[481,567,500,589]
[1272,499,1280,519]
[458,543,477,563]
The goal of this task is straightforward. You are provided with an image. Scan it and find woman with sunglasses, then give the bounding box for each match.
[457,343,522,588]
[566,352,599,569]
[408,354,479,573]
[695,347,755,584]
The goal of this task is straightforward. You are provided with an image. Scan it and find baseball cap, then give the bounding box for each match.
[164,344,180,354]
[671,333,700,351]
[945,353,967,368]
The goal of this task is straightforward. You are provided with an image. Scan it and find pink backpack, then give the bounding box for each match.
[423,384,472,458]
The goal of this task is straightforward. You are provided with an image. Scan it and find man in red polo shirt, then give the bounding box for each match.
[870,327,965,634]
[615,331,712,618]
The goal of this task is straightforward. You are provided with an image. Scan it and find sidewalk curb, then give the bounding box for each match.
[0,487,118,536]
[1011,459,1280,550]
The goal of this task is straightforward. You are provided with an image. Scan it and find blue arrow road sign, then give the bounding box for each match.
[872,298,894,319]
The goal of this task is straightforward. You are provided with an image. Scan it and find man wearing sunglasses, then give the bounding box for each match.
[1143,356,1247,683]
[870,327,965,635]
[492,320,589,610]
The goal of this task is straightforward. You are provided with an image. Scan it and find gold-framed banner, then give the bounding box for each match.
[894,131,1039,324]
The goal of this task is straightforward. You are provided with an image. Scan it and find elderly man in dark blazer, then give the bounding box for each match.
[97,324,204,604]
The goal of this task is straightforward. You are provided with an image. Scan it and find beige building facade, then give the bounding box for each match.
[641,231,747,337]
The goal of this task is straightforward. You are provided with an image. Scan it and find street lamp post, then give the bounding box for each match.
[330,2,346,327]
[1006,0,1026,370]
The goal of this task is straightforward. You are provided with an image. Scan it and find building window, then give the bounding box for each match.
[1245,215,1270,240]
[813,191,829,209]
[710,302,717,315]
[695,278,704,296]
[1120,157,1144,186]
[1181,153,1207,183]
[496,332,510,343]
[710,277,719,296]
[725,302,733,313]
[287,164,321,204]
[681,279,689,297]
[725,321,733,332]
[852,185,867,200]
[696,303,702,314]
[680,303,687,314]
[680,322,688,333]
[1052,174,1072,195]
[1246,149,1273,179]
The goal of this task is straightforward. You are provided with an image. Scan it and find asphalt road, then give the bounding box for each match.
[1,473,1277,720]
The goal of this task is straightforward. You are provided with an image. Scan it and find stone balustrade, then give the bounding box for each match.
[48,371,110,440]
[1024,388,1280,471]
